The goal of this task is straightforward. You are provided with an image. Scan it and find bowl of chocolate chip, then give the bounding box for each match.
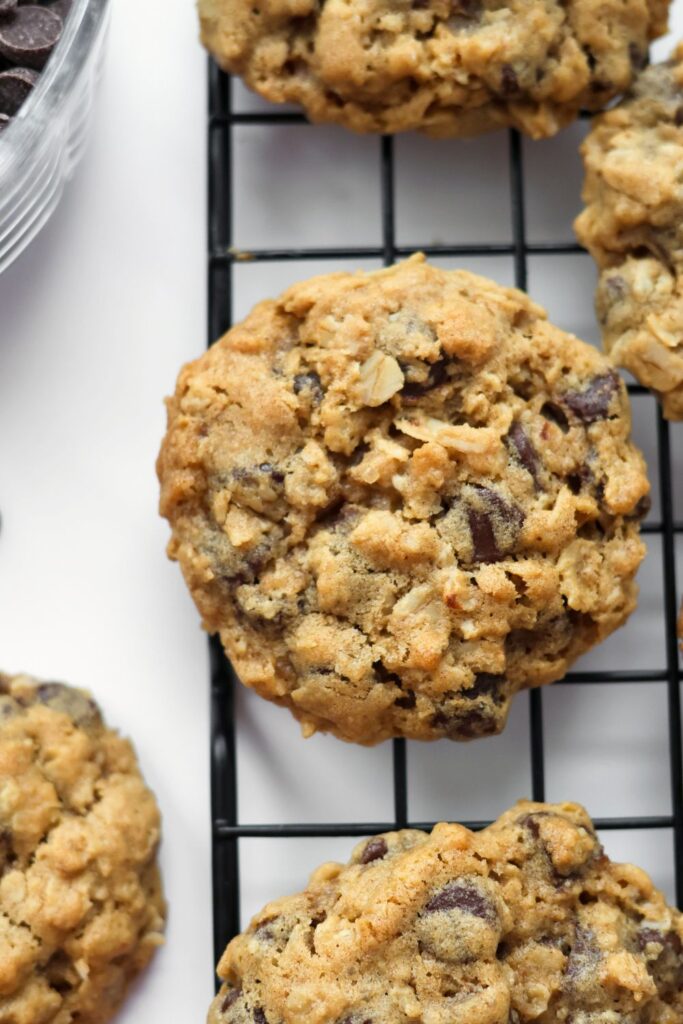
[0,0,109,273]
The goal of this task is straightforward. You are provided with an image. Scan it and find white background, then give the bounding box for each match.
[1,2,683,1021]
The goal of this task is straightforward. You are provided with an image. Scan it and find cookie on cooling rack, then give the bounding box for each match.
[0,672,165,1024]
[198,0,668,138]
[157,255,649,745]
[207,800,683,1023]
[576,46,683,420]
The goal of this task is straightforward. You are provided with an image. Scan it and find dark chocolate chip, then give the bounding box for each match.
[629,42,647,70]
[638,928,682,955]
[0,65,36,114]
[540,401,569,433]
[424,881,497,923]
[221,989,241,1012]
[506,422,540,485]
[0,5,63,70]
[0,0,17,15]
[34,683,101,728]
[518,811,550,838]
[350,442,370,466]
[467,486,524,564]
[257,462,285,483]
[253,1010,267,1024]
[293,371,323,403]
[464,672,505,703]
[395,689,416,709]
[360,837,387,864]
[675,105,683,127]
[563,371,620,423]
[501,63,520,96]
[566,925,601,980]
[401,358,448,399]
[432,706,499,738]
[604,275,626,301]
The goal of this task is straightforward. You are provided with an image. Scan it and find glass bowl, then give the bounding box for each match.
[0,0,110,274]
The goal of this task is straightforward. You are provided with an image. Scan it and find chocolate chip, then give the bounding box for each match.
[424,881,497,923]
[0,5,62,70]
[253,1010,267,1024]
[395,689,416,709]
[506,422,540,485]
[34,683,101,729]
[401,358,448,399]
[432,706,499,739]
[604,275,626,301]
[501,63,520,96]
[0,65,36,114]
[350,442,369,466]
[518,811,550,838]
[563,372,619,423]
[675,105,683,127]
[257,462,285,483]
[566,925,601,980]
[360,837,387,864]
[467,486,524,564]
[464,672,505,702]
[450,0,481,14]
[372,660,401,685]
[638,928,682,955]
[628,493,651,520]
[629,42,647,70]
[540,401,569,433]
[293,371,323,403]
[221,989,241,1012]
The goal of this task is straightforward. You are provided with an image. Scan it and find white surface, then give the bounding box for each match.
[1,3,683,1021]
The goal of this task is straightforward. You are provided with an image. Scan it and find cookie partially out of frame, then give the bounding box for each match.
[207,800,683,1024]
[0,673,165,1024]
[576,47,683,420]
[198,0,668,138]
[158,255,649,745]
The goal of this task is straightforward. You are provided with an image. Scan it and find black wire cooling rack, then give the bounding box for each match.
[207,60,683,974]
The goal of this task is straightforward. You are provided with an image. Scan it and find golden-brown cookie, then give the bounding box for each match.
[198,0,668,137]
[157,256,649,745]
[576,46,683,420]
[0,673,165,1024]
[207,800,683,1024]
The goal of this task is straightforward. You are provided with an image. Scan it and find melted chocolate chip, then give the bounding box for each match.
[221,989,241,1012]
[253,1010,267,1024]
[401,358,448,399]
[0,65,36,114]
[360,837,387,864]
[518,811,550,838]
[675,105,683,127]
[628,493,651,520]
[467,486,524,564]
[638,928,683,955]
[372,660,401,685]
[464,673,505,702]
[604,275,626,301]
[293,371,323,403]
[501,63,520,96]
[395,689,416,709]
[563,372,620,423]
[424,881,497,923]
[506,422,540,485]
[432,706,499,739]
[566,925,601,980]
[0,5,62,69]
[541,401,569,433]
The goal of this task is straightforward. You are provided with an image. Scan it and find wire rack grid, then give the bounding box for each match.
[207,61,683,974]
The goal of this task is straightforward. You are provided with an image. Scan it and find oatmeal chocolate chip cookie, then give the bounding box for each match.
[198,0,668,138]
[208,800,683,1024]
[0,672,165,1024]
[575,47,683,420]
[157,255,649,745]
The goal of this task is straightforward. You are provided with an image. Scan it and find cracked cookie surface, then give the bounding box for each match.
[207,800,683,1024]
[158,256,649,745]
[576,46,683,420]
[198,0,668,138]
[0,673,165,1024]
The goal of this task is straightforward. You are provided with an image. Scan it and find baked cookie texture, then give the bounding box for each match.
[207,800,683,1024]
[198,0,669,138]
[0,673,165,1024]
[158,256,649,745]
[576,47,683,420]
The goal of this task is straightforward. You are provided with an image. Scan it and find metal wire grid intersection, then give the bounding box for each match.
[208,62,683,971]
